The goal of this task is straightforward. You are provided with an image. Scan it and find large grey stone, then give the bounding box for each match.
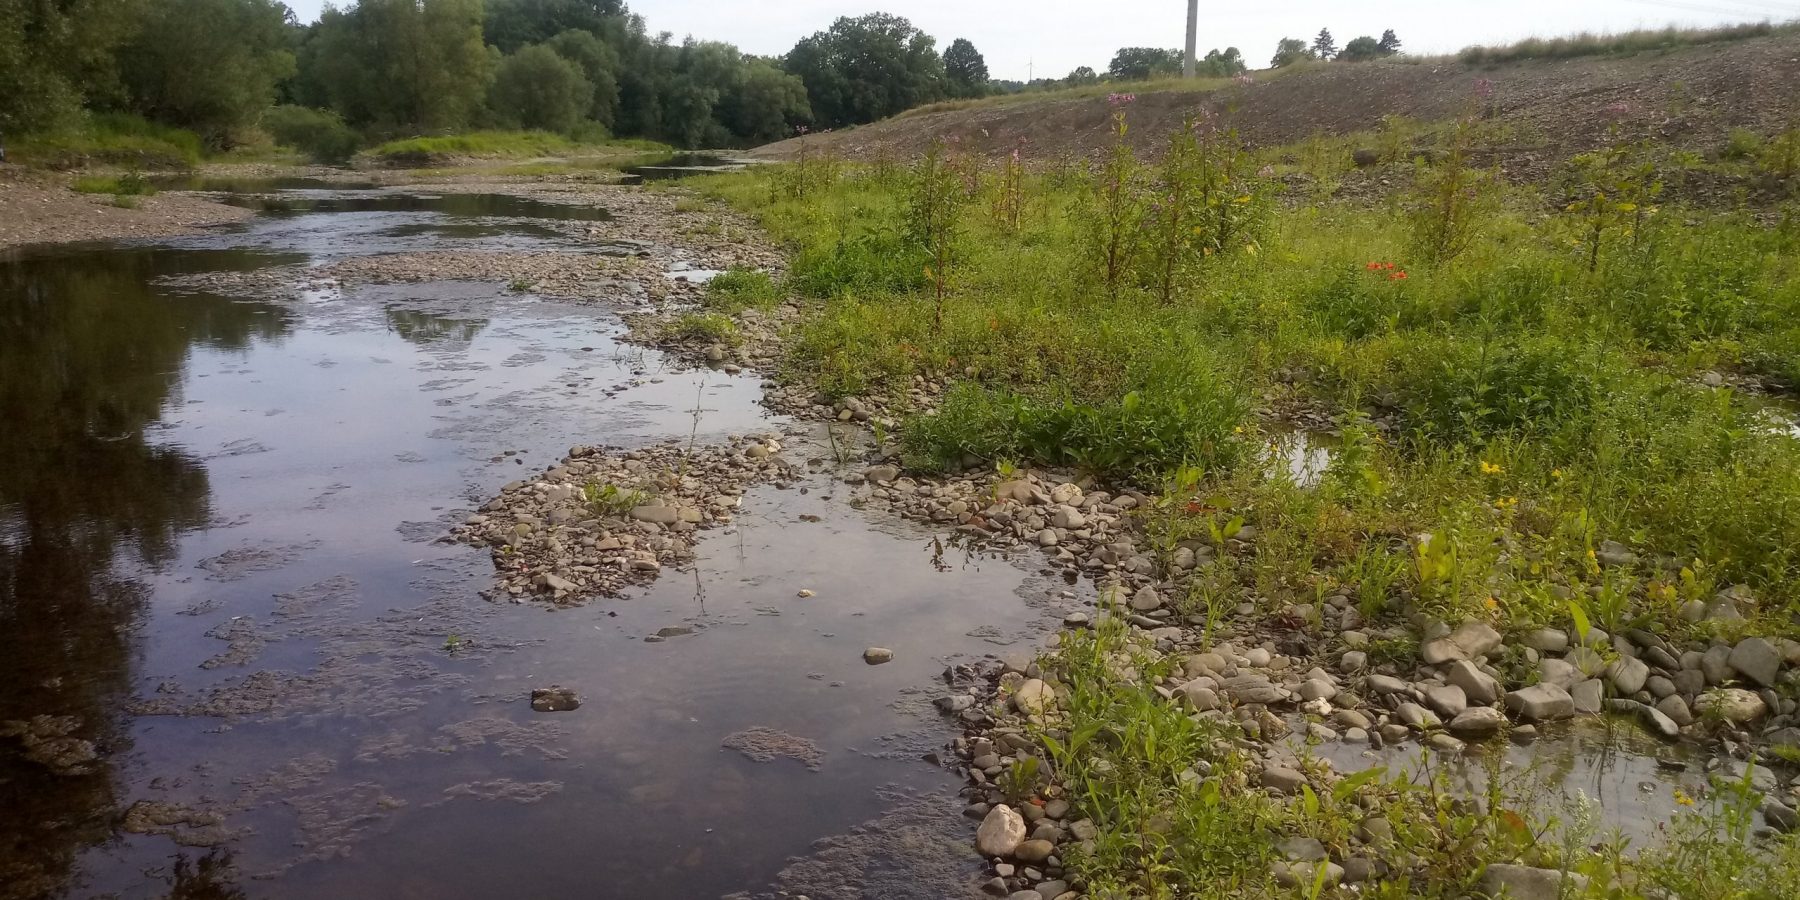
[1422,621,1504,665]
[1729,637,1782,688]
[1396,702,1441,730]
[1694,687,1766,724]
[1445,660,1501,705]
[1505,684,1575,722]
[1479,864,1587,899]
[1425,684,1468,719]
[1520,628,1569,653]
[1570,679,1605,715]
[1607,656,1650,695]
[1366,673,1409,695]
[1538,658,1581,689]
[1448,706,1508,739]
[1260,764,1306,794]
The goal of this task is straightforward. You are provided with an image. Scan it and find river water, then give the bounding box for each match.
[0,186,1057,898]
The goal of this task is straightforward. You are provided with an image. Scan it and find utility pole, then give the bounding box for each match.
[1183,0,1198,78]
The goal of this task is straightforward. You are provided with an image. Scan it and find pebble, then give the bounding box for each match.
[863,647,894,665]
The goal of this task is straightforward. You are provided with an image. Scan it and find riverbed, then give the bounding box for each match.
[0,180,1063,899]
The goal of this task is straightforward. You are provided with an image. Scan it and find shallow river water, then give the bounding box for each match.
[0,188,1059,899]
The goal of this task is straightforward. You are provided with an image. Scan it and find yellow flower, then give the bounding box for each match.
[1480,461,1504,475]
[1484,597,1499,611]
[1551,468,1564,480]
[1674,788,1695,807]
[1494,496,1517,510]
[1233,425,1245,434]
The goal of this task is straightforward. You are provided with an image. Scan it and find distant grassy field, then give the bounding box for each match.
[366,130,670,165]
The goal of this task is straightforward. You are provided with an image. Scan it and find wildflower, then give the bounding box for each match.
[1673,787,1695,807]
[1474,78,1495,100]
[1107,92,1136,107]
[1479,460,1504,475]
[1233,425,1245,434]
[1484,596,1500,612]
[1184,499,1203,514]
[1389,270,1408,281]
[1366,261,1382,270]
[1494,496,1517,510]
[1551,468,1564,480]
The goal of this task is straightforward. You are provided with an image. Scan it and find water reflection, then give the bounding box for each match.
[383,306,489,348]
[0,250,291,898]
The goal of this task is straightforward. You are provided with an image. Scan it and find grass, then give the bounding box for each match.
[13,113,202,169]
[366,131,670,165]
[667,312,740,345]
[692,113,1800,639]
[897,68,1301,120]
[1456,21,1799,66]
[70,173,158,197]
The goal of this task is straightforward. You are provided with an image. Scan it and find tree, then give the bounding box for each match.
[300,0,493,132]
[544,28,621,127]
[1340,36,1383,62]
[489,44,592,134]
[0,0,138,133]
[1311,28,1338,61]
[1108,47,1182,80]
[943,38,988,98]
[718,57,810,144]
[783,13,945,129]
[1065,66,1100,86]
[1271,37,1310,68]
[483,0,625,52]
[1198,47,1246,77]
[118,0,298,148]
[1378,29,1402,57]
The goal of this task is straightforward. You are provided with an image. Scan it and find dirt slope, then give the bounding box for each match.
[749,33,1800,174]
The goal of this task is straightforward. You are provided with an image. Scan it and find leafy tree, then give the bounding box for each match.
[717,58,810,144]
[943,38,988,98]
[1108,46,1182,80]
[483,0,625,52]
[1311,28,1338,60]
[1198,47,1246,77]
[1271,37,1311,68]
[1065,66,1100,86]
[784,13,945,129]
[300,0,493,132]
[545,28,621,127]
[1340,35,1382,62]
[1378,29,1403,57]
[263,104,359,162]
[118,0,298,148]
[489,44,592,134]
[0,0,138,132]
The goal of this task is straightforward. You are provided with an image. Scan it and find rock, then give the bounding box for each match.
[976,805,1027,857]
[1222,674,1287,705]
[1701,645,1732,685]
[935,694,975,714]
[1694,687,1767,724]
[1570,679,1604,715]
[1175,681,1220,712]
[1444,660,1500,705]
[1129,585,1162,612]
[1277,835,1327,861]
[1428,732,1466,752]
[1425,684,1468,718]
[1366,673,1409,695]
[863,464,900,484]
[1765,799,1798,832]
[1260,764,1306,794]
[1014,839,1055,862]
[1479,864,1587,899]
[1728,637,1782,688]
[1505,684,1575,722]
[1051,507,1087,529]
[1013,679,1054,716]
[1396,702,1441,731]
[1036,529,1059,547]
[1340,650,1368,672]
[1607,656,1650,695]
[863,647,894,665]
[1448,706,1507,739]
[1061,611,1090,628]
[534,572,577,594]
[529,687,580,712]
[1639,704,1681,740]
[1537,658,1581,689]
[1298,679,1338,702]
[1341,857,1375,883]
[1720,760,1777,793]
[1422,621,1503,665]
[1521,628,1569,653]
[1596,540,1637,568]
[1656,694,1694,727]
[630,505,682,524]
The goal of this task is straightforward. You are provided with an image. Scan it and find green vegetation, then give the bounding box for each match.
[365,130,665,164]
[701,267,780,313]
[13,113,203,169]
[70,172,157,196]
[262,105,360,164]
[697,109,1800,637]
[667,312,740,345]
[1457,21,1794,65]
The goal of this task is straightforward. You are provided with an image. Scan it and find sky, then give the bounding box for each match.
[284,0,1800,82]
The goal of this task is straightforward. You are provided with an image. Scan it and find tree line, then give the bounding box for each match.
[0,0,1405,160]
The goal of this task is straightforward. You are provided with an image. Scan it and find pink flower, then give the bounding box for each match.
[1234,74,1255,87]
[1108,92,1136,106]
[1474,78,1495,99]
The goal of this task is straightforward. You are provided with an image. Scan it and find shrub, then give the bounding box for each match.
[1393,336,1608,446]
[263,105,359,164]
[702,267,780,312]
[667,312,739,345]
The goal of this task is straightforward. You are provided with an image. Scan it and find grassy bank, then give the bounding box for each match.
[11,113,204,169]
[365,130,670,165]
[695,111,1800,644]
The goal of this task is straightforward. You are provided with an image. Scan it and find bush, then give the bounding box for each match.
[263,105,360,164]
[703,267,780,312]
[488,45,594,136]
[70,173,158,196]
[1393,336,1608,446]
[789,227,927,298]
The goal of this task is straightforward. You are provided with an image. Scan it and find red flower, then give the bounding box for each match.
[1389,270,1408,280]
[1365,261,1382,270]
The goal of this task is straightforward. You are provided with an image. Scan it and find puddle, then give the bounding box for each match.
[218,191,615,221]
[622,153,751,181]
[0,188,1045,898]
[153,176,382,192]
[1262,428,1336,487]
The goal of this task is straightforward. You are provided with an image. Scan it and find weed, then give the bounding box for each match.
[667,312,739,345]
[582,481,648,517]
[702,266,780,313]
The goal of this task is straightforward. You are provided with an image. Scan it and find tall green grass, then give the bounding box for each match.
[1456,21,1795,65]
[367,130,670,165]
[14,113,203,168]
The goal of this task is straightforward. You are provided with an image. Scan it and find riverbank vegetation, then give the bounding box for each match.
[696,105,1800,642]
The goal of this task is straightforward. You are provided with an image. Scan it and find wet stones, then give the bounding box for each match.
[529,687,580,712]
[863,647,894,665]
[1447,706,1507,739]
[1421,621,1503,665]
[1728,637,1782,688]
[1479,864,1586,900]
[1505,683,1575,723]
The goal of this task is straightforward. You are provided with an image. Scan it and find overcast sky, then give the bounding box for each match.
[287,0,1799,81]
